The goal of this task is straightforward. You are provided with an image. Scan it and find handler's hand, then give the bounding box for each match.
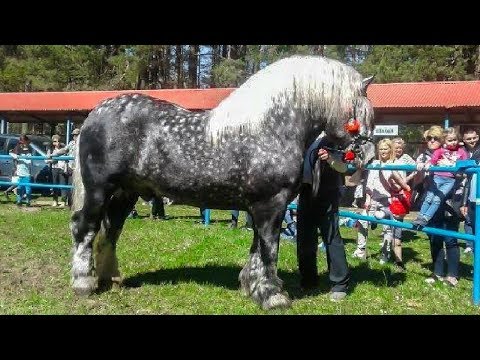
[318,148,329,161]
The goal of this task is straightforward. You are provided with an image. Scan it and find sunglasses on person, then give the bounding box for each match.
[425,136,440,142]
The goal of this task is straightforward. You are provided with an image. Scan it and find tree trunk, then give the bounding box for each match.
[175,45,183,88]
[212,45,221,67]
[188,45,199,88]
[222,45,229,58]
[475,45,480,79]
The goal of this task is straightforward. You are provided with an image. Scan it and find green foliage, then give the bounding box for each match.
[211,58,246,87]
[0,45,478,92]
[358,45,478,83]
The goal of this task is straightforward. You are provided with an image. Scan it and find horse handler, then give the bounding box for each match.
[296,134,351,302]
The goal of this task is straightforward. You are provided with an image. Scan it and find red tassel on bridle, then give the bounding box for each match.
[343,150,356,161]
[344,118,360,134]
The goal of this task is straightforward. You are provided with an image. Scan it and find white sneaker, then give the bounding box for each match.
[51,201,59,207]
[464,246,473,254]
[352,248,367,260]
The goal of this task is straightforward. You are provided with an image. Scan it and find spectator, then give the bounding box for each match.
[414,125,463,286]
[46,134,67,207]
[150,196,169,220]
[352,138,410,270]
[280,195,298,241]
[388,137,416,268]
[460,127,480,254]
[412,126,444,209]
[413,128,468,228]
[48,128,80,208]
[9,134,33,207]
[230,210,254,230]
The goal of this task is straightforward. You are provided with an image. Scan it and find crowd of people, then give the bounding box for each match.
[316,126,477,294]
[3,130,79,207]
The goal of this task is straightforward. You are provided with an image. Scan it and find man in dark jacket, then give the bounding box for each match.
[460,127,480,254]
[297,133,351,301]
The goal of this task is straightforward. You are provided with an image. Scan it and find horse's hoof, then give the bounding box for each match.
[262,292,292,310]
[72,276,97,296]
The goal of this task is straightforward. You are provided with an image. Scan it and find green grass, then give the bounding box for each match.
[0,199,478,314]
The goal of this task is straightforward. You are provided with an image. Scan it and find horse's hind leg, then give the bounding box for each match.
[94,190,138,291]
[239,194,292,310]
[70,188,106,295]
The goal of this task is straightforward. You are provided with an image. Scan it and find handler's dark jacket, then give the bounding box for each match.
[303,135,344,197]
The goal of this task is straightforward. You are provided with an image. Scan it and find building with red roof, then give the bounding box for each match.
[0,81,479,131]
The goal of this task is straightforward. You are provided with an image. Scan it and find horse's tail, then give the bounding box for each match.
[71,133,85,212]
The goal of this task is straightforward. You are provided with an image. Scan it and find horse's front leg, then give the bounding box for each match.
[70,189,105,296]
[239,196,291,310]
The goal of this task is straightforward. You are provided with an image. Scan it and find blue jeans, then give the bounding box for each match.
[16,176,32,204]
[429,214,460,278]
[420,176,455,220]
[282,209,297,237]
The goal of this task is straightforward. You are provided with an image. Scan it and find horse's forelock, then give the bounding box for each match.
[206,56,364,144]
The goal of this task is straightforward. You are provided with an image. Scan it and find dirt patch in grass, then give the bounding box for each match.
[0,252,66,297]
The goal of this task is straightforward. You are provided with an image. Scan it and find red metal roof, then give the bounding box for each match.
[0,88,236,112]
[366,81,480,110]
[0,81,479,113]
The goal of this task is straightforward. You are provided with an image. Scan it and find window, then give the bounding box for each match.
[6,139,18,153]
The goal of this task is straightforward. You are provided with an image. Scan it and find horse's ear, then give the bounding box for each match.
[361,75,375,95]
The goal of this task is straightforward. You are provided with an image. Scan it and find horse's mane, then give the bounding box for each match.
[206,56,365,144]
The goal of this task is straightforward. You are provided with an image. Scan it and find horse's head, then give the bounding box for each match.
[324,76,375,167]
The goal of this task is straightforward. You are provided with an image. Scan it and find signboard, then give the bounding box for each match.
[373,125,398,136]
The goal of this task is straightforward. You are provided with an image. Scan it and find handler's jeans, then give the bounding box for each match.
[297,184,349,292]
